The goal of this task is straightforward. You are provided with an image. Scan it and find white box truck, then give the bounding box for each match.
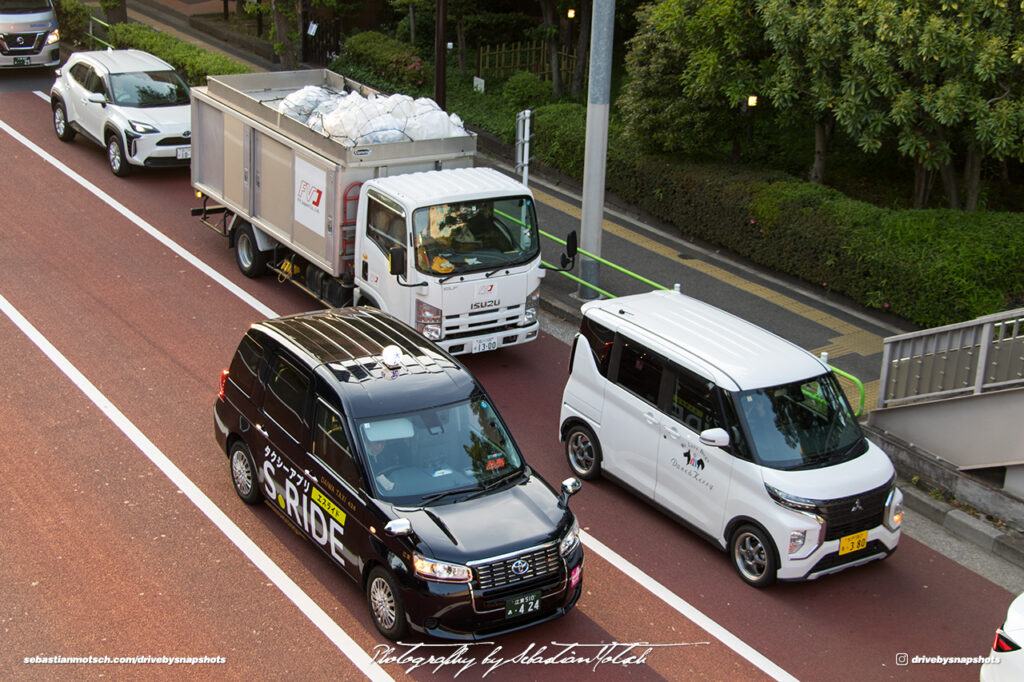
[191,69,575,355]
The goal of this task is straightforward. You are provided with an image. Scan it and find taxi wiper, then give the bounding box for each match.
[420,485,481,505]
[465,468,525,500]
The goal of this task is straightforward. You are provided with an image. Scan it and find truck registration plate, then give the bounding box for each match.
[472,336,498,353]
[176,146,191,160]
[505,591,540,619]
[838,530,868,555]
[13,57,30,66]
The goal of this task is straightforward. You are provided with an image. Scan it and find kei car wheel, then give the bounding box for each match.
[52,101,75,142]
[730,524,778,587]
[565,423,602,480]
[229,441,262,505]
[366,566,407,640]
[107,133,131,177]
[235,222,268,278]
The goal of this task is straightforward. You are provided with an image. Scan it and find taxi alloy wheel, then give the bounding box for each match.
[367,566,407,640]
[229,441,262,505]
[730,524,777,587]
[565,423,602,480]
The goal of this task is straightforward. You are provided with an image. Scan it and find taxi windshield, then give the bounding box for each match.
[356,396,524,505]
[734,372,866,471]
[412,196,539,276]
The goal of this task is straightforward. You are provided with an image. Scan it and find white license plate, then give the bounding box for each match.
[472,335,498,353]
[13,57,30,66]
[176,146,191,160]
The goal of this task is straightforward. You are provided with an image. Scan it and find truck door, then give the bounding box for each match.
[598,335,665,498]
[654,365,733,536]
[357,191,411,317]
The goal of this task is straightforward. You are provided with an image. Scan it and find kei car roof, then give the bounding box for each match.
[582,289,827,391]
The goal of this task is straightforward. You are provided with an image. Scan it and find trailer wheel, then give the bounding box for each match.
[235,223,268,278]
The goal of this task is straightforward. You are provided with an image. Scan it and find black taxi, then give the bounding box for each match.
[214,307,584,640]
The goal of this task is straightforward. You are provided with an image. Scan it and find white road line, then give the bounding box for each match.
[581,531,798,682]
[0,293,392,682]
[3,111,276,320]
[6,109,799,680]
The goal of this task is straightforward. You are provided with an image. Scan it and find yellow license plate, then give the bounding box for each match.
[839,530,868,555]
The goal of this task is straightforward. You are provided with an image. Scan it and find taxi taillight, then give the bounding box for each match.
[218,369,229,401]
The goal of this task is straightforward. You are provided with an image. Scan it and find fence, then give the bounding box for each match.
[877,308,1024,409]
[477,40,578,82]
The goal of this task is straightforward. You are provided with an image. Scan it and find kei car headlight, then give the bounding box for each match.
[559,518,580,557]
[884,487,904,531]
[129,120,159,134]
[413,553,472,582]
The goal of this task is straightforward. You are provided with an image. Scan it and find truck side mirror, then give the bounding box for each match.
[388,245,406,277]
[560,230,578,270]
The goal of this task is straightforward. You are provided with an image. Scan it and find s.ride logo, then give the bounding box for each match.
[262,460,347,565]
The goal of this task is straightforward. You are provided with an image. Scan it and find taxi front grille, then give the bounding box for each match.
[473,544,561,592]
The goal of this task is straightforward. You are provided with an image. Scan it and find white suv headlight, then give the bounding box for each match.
[129,120,159,134]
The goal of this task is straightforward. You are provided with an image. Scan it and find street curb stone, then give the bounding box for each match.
[944,510,1002,553]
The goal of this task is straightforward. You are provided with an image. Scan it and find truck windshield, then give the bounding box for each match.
[412,196,540,275]
[733,372,866,471]
[109,70,190,108]
[356,396,524,505]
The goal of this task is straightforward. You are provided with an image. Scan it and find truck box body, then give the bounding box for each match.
[191,69,546,355]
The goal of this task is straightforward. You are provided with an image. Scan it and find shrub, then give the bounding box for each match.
[343,31,426,91]
[56,0,93,49]
[107,23,250,85]
[501,71,554,111]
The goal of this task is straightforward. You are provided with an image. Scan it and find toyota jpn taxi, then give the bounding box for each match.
[215,307,584,639]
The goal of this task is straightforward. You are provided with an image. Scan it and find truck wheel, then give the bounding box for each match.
[366,566,407,640]
[730,524,778,587]
[229,441,263,504]
[107,133,131,177]
[565,423,602,480]
[52,101,75,142]
[235,223,268,278]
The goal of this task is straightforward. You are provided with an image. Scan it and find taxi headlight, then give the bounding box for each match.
[413,553,472,582]
[559,518,580,557]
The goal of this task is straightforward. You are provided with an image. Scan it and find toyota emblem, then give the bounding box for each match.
[510,559,529,576]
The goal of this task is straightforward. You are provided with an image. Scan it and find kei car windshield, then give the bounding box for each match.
[733,372,866,471]
[355,395,524,505]
[412,196,540,276]
[109,70,190,108]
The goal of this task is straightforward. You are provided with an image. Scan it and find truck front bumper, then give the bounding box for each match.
[440,321,540,355]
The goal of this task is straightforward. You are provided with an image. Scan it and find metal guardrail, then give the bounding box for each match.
[877,307,1024,409]
[538,229,867,414]
[88,14,113,49]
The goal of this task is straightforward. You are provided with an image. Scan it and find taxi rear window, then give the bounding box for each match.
[229,333,262,398]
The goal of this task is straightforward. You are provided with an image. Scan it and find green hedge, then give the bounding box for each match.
[56,0,93,48]
[342,31,426,91]
[534,105,1024,327]
[107,23,250,85]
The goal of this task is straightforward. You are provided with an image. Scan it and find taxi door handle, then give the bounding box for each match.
[304,469,318,483]
[254,423,268,437]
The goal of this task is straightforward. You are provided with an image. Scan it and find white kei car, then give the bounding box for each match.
[49,49,191,176]
[981,592,1024,681]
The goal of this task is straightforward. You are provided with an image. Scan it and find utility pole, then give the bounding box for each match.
[434,0,447,111]
[578,0,614,299]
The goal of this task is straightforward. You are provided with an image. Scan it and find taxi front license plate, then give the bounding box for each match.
[176,146,192,160]
[14,57,30,66]
[472,335,498,353]
[505,591,540,619]
[839,530,868,555]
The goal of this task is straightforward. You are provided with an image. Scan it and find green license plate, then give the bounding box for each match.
[505,591,540,618]
[14,57,30,66]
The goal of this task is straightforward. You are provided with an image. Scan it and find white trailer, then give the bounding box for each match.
[191,69,574,355]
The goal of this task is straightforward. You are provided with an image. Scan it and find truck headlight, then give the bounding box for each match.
[884,487,904,531]
[559,518,580,557]
[45,29,60,45]
[524,287,540,325]
[416,299,442,340]
[413,553,472,582]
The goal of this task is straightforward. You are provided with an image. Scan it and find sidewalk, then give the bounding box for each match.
[105,1,1024,590]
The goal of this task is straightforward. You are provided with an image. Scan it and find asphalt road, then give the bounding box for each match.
[0,89,1012,681]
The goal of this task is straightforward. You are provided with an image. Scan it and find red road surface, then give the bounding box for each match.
[0,91,1009,681]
